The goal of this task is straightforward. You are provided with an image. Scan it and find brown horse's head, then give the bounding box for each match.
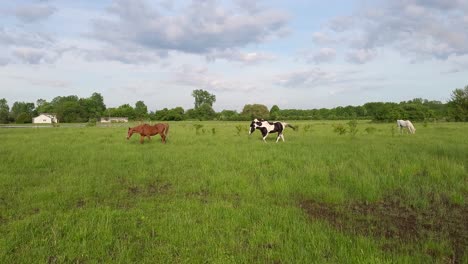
[127,127,134,139]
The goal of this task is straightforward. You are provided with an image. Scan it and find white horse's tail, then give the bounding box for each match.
[407,121,416,134]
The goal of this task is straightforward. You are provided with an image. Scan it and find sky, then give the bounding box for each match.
[1,0,467,111]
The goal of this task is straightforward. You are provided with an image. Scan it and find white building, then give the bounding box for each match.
[33,113,58,124]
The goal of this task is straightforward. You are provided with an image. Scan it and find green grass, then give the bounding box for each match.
[0,121,466,263]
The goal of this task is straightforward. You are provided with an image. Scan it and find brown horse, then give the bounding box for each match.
[127,123,169,144]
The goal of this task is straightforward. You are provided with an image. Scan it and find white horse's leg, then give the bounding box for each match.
[263,133,269,143]
[281,134,285,142]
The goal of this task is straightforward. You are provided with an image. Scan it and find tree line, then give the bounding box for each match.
[0,86,467,124]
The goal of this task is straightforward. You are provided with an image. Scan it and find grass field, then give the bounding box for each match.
[0,121,467,263]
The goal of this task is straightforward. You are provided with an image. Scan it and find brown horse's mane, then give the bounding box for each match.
[127,123,169,144]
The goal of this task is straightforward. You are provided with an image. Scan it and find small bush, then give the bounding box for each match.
[332,124,347,135]
[364,127,376,134]
[303,124,312,132]
[235,125,245,136]
[347,120,358,137]
[87,118,97,127]
[193,124,204,135]
[423,119,428,127]
[211,128,216,135]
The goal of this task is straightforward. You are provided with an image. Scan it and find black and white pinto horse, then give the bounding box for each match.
[249,118,296,142]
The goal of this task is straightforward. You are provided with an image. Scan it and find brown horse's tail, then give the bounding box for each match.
[164,123,169,138]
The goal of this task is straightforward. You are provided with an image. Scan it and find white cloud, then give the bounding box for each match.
[346,49,377,64]
[205,49,275,64]
[88,0,289,64]
[14,4,57,23]
[321,0,468,63]
[308,48,337,64]
[173,65,259,93]
[312,31,335,45]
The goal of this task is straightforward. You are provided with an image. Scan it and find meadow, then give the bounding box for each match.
[0,120,466,263]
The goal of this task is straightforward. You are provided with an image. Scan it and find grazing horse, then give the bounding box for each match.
[249,118,296,142]
[397,120,416,134]
[127,123,169,144]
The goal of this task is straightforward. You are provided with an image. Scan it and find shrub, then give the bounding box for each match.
[332,124,347,135]
[87,118,97,127]
[235,125,245,136]
[364,127,377,134]
[193,124,204,135]
[347,120,358,137]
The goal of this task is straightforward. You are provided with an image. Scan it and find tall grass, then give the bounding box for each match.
[0,121,466,263]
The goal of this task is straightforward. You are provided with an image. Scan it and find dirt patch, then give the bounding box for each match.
[186,189,210,204]
[76,199,86,208]
[146,182,172,195]
[126,181,172,197]
[300,194,467,263]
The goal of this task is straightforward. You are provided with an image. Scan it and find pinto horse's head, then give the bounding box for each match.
[249,119,263,134]
[126,127,134,139]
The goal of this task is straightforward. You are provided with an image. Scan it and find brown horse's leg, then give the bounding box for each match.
[140,135,144,144]
[161,134,166,143]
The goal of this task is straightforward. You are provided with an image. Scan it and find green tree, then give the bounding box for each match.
[50,96,87,123]
[194,104,216,120]
[192,89,216,109]
[0,98,9,124]
[10,101,35,122]
[80,92,106,120]
[241,104,270,120]
[166,107,185,121]
[270,105,280,119]
[134,101,148,120]
[36,99,53,114]
[448,86,468,121]
[219,110,239,121]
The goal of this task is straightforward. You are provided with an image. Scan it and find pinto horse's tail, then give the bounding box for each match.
[285,123,297,131]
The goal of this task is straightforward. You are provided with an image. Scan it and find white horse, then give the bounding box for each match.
[397,120,416,134]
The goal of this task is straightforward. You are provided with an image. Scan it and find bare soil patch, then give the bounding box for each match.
[300,193,467,263]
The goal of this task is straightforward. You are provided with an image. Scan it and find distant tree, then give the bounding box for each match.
[10,101,35,122]
[80,92,106,119]
[116,104,136,120]
[192,89,216,109]
[270,105,280,119]
[134,101,148,120]
[154,107,185,121]
[241,104,270,120]
[50,96,87,123]
[447,86,468,121]
[15,112,31,124]
[219,110,239,121]
[0,98,9,124]
[154,108,169,120]
[194,104,217,120]
[166,107,185,121]
[36,99,53,114]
